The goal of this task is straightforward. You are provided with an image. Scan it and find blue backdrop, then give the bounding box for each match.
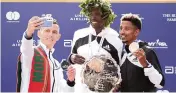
[1,3,176,92]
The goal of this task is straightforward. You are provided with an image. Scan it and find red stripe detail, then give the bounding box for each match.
[28,47,50,92]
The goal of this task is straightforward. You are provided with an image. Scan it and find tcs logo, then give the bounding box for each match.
[6,11,20,20]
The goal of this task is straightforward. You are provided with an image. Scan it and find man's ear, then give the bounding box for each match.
[56,34,61,41]
[135,29,140,37]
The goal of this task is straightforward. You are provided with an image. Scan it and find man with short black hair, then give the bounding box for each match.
[119,13,165,92]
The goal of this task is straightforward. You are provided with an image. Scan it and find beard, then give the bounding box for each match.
[119,35,127,43]
[122,40,128,43]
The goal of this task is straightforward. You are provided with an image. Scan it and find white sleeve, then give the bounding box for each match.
[59,79,75,93]
[106,32,123,62]
[71,30,80,53]
[74,83,92,93]
[71,28,89,53]
[20,32,34,68]
[108,28,123,60]
[115,36,123,62]
[71,31,77,51]
[144,65,163,89]
[57,69,74,93]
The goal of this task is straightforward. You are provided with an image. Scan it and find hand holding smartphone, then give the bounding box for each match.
[40,14,53,27]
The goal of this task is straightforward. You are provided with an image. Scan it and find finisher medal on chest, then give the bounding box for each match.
[129,42,139,53]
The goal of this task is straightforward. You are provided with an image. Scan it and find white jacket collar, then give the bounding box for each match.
[89,25,109,37]
[39,41,55,54]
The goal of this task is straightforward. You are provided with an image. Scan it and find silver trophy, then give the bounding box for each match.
[81,55,121,92]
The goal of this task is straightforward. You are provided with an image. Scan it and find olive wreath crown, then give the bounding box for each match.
[79,0,117,27]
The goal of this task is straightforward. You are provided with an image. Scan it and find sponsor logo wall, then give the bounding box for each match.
[1,3,176,92]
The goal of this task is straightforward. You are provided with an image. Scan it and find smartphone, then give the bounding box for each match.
[41,15,53,27]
